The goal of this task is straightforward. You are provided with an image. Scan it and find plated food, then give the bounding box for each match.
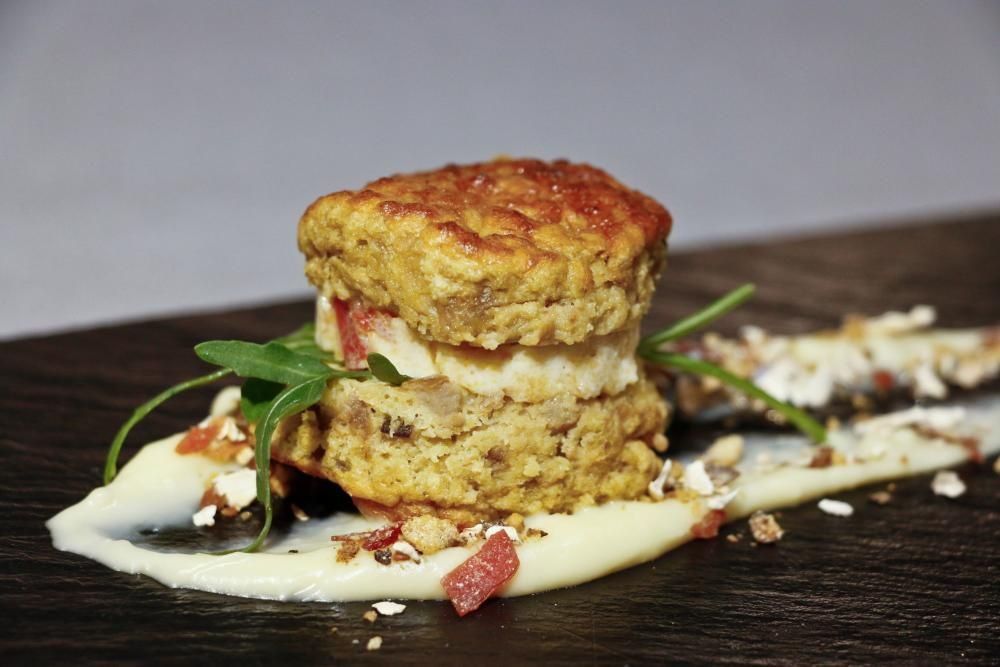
[47,158,1000,617]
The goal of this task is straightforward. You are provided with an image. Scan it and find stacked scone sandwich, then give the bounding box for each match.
[273,158,672,526]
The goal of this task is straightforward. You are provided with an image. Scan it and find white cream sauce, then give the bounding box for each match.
[48,394,1000,603]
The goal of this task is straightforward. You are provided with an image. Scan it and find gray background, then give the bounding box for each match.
[3,1,999,340]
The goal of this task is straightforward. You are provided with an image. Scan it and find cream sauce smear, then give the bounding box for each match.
[47,395,1000,603]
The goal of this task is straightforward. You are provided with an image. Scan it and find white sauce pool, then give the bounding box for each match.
[47,395,1000,602]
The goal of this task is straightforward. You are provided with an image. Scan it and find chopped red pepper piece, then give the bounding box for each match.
[333,299,368,370]
[691,509,726,539]
[175,420,221,455]
[872,369,895,393]
[441,531,519,617]
[362,523,402,551]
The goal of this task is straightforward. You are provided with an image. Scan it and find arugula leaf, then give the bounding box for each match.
[643,351,827,444]
[103,368,232,484]
[238,375,329,552]
[367,353,411,386]
[195,340,333,384]
[239,377,285,424]
[639,283,755,353]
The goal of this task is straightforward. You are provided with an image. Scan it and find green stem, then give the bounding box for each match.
[642,350,827,444]
[103,368,232,484]
[639,283,755,352]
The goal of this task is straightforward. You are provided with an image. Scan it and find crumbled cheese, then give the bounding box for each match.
[459,523,484,544]
[484,525,520,543]
[216,416,247,442]
[931,470,966,498]
[366,636,383,651]
[912,363,947,399]
[706,488,739,511]
[390,540,422,563]
[212,469,258,509]
[855,406,966,435]
[234,447,255,466]
[647,459,672,500]
[818,498,854,517]
[748,511,784,544]
[682,460,715,496]
[865,305,935,335]
[372,601,406,616]
[191,505,217,527]
[703,435,744,468]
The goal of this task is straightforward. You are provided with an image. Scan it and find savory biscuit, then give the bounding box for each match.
[270,371,669,524]
[299,158,672,349]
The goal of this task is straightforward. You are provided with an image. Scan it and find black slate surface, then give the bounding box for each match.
[2,213,999,666]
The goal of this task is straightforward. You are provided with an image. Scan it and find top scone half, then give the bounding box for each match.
[275,158,673,527]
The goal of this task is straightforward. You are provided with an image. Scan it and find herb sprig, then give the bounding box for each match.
[103,329,411,553]
[638,283,828,444]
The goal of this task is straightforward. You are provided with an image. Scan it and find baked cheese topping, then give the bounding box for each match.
[316,296,640,403]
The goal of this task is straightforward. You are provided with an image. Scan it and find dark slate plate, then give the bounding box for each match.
[2,214,999,665]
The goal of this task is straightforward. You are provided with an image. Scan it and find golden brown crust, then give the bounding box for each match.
[298,158,672,348]
[271,371,670,524]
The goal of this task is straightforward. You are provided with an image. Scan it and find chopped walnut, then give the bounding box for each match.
[748,511,784,544]
[401,515,460,555]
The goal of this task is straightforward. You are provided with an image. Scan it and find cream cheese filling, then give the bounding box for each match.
[316,296,639,403]
[47,391,1000,603]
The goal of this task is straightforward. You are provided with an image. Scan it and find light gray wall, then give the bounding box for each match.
[3,1,999,339]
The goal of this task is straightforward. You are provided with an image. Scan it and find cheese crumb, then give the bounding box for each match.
[647,459,672,500]
[212,469,258,510]
[459,523,484,544]
[706,488,739,511]
[366,636,383,651]
[372,601,406,616]
[234,447,254,466]
[192,505,217,527]
[818,498,854,517]
[931,470,966,498]
[683,460,715,496]
[484,525,520,543]
[216,416,247,442]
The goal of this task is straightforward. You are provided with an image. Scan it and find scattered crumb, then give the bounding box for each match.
[818,498,854,517]
[931,470,966,499]
[401,515,460,554]
[726,533,741,544]
[351,639,359,645]
[239,510,252,521]
[887,482,897,492]
[993,458,1000,475]
[704,434,744,467]
[484,525,520,543]
[367,636,383,651]
[868,491,892,505]
[291,504,310,522]
[372,601,407,616]
[191,505,217,527]
[390,540,422,563]
[329,626,338,634]
[748,511,784,544]
[362,610,377,623]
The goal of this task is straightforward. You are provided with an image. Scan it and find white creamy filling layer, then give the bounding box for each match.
[315,296,639,402]
[47,393,1000,603]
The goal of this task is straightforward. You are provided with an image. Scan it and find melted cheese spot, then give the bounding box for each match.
[47,394,1000,603]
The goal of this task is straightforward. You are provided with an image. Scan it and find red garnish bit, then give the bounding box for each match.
[333,299,369,369]
[362,523,402,551]
[872,369,895,393]
[441,531,520,617]
[691,509,727,539]
[175,420,221,455]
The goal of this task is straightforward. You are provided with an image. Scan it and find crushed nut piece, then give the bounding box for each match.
[748,511,784,544]
[373,549,392,565]
[362,610,377,623]
[931,470,966,499]
[868,491,892,505]
[367,636,383,651]
[704,434,744,467]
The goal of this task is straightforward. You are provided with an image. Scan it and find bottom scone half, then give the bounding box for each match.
[270,371,670,525]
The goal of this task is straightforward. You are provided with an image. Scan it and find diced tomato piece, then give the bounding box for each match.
[333,299,368,369]
[691,509,726,539]
[175,420,221,455]
[872,369,895,393]
[362,523,402,551]
[441,531,520,617]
